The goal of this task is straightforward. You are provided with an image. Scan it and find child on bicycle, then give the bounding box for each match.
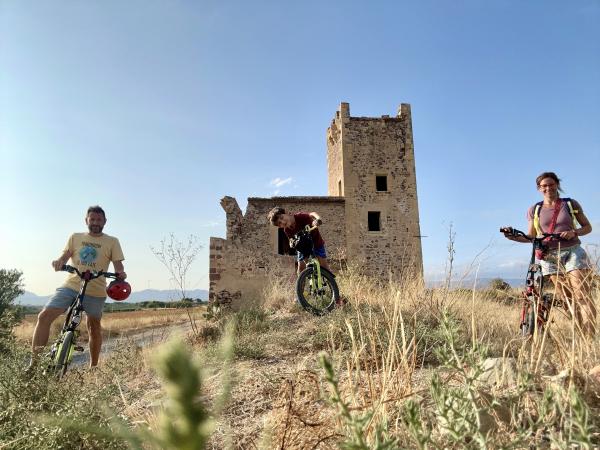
[267,207,330,274]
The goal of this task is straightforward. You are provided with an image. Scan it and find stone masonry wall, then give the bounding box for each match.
[327,106,345,197]
[327,103,423,278]
[209,196,345,308]
[210,102,423,308]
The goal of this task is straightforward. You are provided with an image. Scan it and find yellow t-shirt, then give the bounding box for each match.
[62,232,125,297]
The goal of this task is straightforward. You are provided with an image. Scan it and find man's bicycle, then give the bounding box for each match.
[290,225,340,315]
[500,227,564,336]
[46,264,123,377]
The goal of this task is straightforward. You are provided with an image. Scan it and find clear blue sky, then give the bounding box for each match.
[1,0,599,294]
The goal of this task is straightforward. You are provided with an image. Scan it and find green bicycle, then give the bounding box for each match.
[290,224,340,315]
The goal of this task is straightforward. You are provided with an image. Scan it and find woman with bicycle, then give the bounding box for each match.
[503,172,595,336]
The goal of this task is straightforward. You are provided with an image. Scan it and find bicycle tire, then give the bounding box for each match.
[520,302,535,336]
[296,267,339,315]
[53,330,74,378]
[523,310,536,336]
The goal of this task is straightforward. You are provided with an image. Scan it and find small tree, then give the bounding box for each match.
[0,269,25,353]
[151,233,203,301]
[151,234,203,335]
[489,278,511,292]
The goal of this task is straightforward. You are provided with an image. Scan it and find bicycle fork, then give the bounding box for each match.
[308,260,324,293]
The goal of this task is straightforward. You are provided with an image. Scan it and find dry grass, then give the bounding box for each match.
[199,268,600,448]
[10,268,598,449]
[13,307,206,343]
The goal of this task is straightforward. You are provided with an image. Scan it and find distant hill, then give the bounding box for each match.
[17,277,522,306]
[16,289,209,306]
[126,289,209,303]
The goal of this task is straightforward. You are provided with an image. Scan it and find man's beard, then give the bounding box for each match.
[88,225,104,234]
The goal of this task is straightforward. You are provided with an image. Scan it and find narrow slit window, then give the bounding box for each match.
[338,180,342,196]
[376,175,388,192]
[368,211,381,232]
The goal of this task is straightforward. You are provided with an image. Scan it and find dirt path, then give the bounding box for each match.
[71,321,194,366]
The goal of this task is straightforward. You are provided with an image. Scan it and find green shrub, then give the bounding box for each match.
[488,278,511,292]
[0,269,25,353]
[220,308,270,359]
[0,344,129,449]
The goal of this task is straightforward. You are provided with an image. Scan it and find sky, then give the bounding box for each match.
[1,0,599,295]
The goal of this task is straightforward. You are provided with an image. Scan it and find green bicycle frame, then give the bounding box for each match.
[308,256,323,290]
[54,330,77,364]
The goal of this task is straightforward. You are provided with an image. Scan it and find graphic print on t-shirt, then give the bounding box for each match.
[79,241,100,266]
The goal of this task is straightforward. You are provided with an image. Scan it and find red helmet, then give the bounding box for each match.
[107,280,131,301]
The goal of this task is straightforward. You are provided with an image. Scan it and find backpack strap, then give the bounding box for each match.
[533,198,580,236]
[563,197,579,229]
[532,201,543,237]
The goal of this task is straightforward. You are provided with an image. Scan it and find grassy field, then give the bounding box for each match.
[3,270,600,449]
[13,307,206,342]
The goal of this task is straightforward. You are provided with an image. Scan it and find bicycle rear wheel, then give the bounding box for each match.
[296,267,339,316]
[53,330,74,378]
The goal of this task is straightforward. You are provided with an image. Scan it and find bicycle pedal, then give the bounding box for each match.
[74,346,84,352]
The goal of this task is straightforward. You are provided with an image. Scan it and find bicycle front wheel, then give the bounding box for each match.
[296,267,339,316]
[521,304,536,337]
[53,330,74,378]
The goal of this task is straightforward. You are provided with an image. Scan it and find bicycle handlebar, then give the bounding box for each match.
[61,264,119,280]
[303,219,322,233]
[499,227,562,241]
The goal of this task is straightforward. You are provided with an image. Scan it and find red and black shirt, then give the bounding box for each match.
[283,212,325,249]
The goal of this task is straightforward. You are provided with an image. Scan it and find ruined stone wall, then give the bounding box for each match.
[327,103,423,278]
[209,196,345,308]
[210,102,423,308]
[327,106,344,197]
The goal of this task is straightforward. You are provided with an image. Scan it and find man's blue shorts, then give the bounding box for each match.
[297,245,327,262]
[45,287,106,319]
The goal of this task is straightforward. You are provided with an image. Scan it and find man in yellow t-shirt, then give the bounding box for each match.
[31,205,127,367]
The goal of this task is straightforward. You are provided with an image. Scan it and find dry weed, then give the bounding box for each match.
[13,307,206,343]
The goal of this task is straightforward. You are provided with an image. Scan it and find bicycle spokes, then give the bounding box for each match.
[298,269,336,313]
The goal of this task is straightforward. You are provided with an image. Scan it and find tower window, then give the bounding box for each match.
[277,228,293,255]
[376,175,388,192]
[368,211,381,232]
[338,180,342,196]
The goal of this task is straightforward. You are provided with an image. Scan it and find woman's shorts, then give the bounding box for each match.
[45,287,106,319]
[540,245,591,276]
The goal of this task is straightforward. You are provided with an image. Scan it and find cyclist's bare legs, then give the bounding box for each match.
[550,274,583,333]
[297,260,306,275]
[568,269,596,337]
[551,270,596,337]
[86,316,102,367]
[31,307,64,355]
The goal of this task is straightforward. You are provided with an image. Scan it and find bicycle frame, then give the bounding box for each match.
[501,228,562,336]
[48,264,118,376]
[306,255,324,290]
[292,224,339,315]
[293,225,324,287]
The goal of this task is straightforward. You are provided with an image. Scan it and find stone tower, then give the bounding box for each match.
[326,102,423,278]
